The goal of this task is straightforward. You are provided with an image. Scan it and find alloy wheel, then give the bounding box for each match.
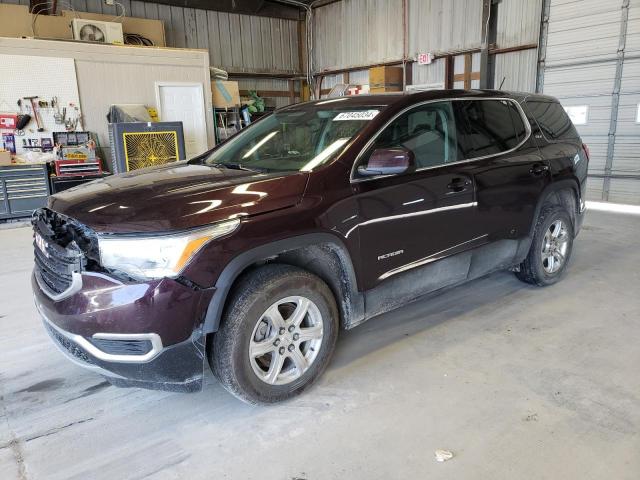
[249,296,324,386]
[541,219,569,274]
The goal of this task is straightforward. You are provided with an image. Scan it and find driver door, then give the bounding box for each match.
[351,101,483,291]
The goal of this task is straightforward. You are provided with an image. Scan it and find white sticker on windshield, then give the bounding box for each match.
[333,110,379,121]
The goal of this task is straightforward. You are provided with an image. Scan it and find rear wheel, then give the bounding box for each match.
[516,205,574,286]
[210,264,339,404]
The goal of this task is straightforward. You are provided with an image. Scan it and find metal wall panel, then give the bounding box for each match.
[494,49,538,92]
[313,0,538,92]
[313,0,403,71]
[408,0,482,55]
[497,0,543,47]
[411,58,446,86]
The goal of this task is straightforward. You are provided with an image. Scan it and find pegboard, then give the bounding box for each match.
[0,54,83,154]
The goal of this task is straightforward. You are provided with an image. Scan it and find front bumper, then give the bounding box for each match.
[33,272,215,392]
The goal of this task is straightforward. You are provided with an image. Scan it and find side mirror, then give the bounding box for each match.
[357,148,415,177]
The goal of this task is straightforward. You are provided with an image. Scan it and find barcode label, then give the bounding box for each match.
[333,110,380,121]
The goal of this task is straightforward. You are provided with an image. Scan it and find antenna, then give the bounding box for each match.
[498,77,506,90]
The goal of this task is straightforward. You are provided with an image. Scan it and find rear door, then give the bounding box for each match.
[350,101,482,290]
[451,98,549,243]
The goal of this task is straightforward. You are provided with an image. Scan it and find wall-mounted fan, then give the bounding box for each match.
[71,19,124,45]
[78,23,105,42]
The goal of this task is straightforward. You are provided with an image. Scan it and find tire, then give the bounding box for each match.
[516,205,574,286]
[210,264,339,404]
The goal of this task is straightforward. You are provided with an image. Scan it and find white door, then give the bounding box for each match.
[156,83,208,158]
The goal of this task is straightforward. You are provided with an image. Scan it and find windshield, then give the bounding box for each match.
[202,106,381,172]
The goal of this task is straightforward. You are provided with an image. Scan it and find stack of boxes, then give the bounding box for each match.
[369,66,404,94]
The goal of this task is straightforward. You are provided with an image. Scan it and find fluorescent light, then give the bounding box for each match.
[242,131,278,159]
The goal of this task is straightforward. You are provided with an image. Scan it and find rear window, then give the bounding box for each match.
[525,100,579,141]
[453,99,528,159]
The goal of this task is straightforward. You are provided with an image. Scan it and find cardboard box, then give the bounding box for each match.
[34,15,74,40]
[369,66,403,91]
[0,151,12,166]
[212,80,241,109]
[0,4,32,38]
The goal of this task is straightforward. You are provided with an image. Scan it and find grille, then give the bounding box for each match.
[34,243,78,294]
[89,338,153,356]
[44,321,94,365]
[32,210,85,296]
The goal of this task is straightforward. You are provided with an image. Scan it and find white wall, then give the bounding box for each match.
[0,37,213,158]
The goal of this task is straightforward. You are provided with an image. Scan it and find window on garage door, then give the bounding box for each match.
[525,100,579,142]
[452,99,528,159]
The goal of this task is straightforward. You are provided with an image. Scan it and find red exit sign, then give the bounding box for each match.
[417,53,433,65]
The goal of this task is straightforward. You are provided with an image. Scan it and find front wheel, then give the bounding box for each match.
[210,264,339,404]
[516,205,574,286]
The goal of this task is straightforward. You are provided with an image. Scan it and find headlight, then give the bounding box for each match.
[98,219,239,280]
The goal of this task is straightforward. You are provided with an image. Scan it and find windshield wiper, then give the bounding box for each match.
[210,162,267,173]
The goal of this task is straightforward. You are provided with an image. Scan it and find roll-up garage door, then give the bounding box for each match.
[539,0,640,204]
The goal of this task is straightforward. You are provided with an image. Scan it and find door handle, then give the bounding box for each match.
[447,177,471,193]
[530,163,549,176]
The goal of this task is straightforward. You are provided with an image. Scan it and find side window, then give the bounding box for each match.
[356,101,458,177]
[453,99,526,159]
[525,100,579,141]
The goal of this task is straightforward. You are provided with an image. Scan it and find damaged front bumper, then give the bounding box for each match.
[32,272,214,392]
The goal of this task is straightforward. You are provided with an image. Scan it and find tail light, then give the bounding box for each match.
[582,143,590,161]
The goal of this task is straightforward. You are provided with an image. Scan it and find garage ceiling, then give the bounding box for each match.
[134,0,339,19]
[137,0,301,19]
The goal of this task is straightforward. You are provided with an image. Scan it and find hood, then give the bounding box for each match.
[49,162,309,233]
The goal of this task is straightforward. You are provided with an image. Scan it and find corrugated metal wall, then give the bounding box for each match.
[494,49,538,92]
[412,58,446,86]
[312,0,403,72]
[541,0,640,204]
[408,0,483,54]
[0,0,301,74]
[313,0,541,93]
[496,0,542,47]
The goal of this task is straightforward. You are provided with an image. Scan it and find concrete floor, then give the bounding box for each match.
[1,210,639,480]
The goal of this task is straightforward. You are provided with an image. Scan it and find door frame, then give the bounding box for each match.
[154,81,208,156]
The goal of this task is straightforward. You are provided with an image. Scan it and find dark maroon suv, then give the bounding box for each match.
[32,90,588,404]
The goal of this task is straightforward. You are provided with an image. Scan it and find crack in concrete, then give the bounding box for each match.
[22,417,96,444]
[1,394,27,480]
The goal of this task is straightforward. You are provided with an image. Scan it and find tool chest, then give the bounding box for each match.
[0,164,49,219]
